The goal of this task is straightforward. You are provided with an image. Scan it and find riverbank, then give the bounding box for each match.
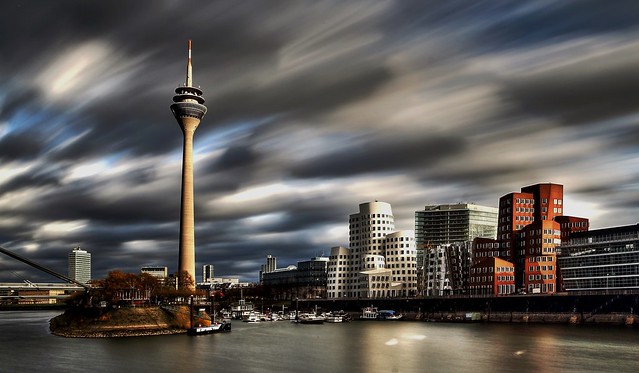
[49,305,192,338]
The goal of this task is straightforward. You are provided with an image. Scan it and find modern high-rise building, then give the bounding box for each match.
[415,203,498,246]
[327,201,417,298]
[202,264,214,283]
[68,247,91,284]
[170,40,207,288]
[259,255,277,283]
[415,203,497,296]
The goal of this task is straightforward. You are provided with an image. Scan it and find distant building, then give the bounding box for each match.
[68,247,91,284]
[202,264,214,283]
[262,257,329,299]
[297,257,329,288]
[558,224,639,292]
[140,266,169,286]
[262,265,298,286]
[140,266,168,278]
[259,255,277,283]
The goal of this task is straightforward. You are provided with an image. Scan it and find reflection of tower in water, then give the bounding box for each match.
[170,40,207,288]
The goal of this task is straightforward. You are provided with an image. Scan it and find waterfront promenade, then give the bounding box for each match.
[296,292,639,325]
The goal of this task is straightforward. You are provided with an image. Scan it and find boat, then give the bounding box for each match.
[188,297,232,335]
[187,321,232,335]
[231,298,254,320]
[325,311,351,323]
[360,306,378,320]
[360,307,402,320]
[296,313,325,324]
[377,310,403,320]
[243,312,261,323]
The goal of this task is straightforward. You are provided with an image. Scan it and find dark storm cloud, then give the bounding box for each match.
[209,64,393,125]
[0,164,64,196]
[215,144,260,170]
[25,186,179,224]
[291,135,466,178]
[0,131,45,161]
[502,57,639,126]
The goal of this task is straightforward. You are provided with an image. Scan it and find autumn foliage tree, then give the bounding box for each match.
[92,270,160,305]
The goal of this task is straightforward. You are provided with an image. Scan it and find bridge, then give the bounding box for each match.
[0,246,89,305]
[0,282,86,304]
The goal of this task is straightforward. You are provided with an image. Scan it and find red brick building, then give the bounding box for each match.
[472,183,589,295]
[469,257,514,296]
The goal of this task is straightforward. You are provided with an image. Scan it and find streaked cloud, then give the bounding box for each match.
[0,1,637,282]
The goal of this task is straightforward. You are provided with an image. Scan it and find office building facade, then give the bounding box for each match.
[558,224,639,292]
[202,264,214,283]
[68,247,91,284]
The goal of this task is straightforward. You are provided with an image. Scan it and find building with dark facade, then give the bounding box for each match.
[262,257,328,299]
[558,224,639,292]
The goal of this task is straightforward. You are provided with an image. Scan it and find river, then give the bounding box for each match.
[1,311,638,373]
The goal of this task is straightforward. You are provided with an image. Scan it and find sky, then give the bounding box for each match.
[1,1,638,283]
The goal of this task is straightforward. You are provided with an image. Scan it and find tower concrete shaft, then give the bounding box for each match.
[170,40,207,289]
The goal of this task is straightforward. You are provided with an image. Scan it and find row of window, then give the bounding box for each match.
[527,265,554,271]
[527,274,555,280]
[349,213,393,222]
[529,256,554,263]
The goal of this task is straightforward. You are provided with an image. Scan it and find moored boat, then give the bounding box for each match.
[298,314,325,324]
[360,307,402,320]
[377,310,402,320]
[325,310,351,323]
[360,306,378,320]
[243,312,261,323]
[187,321,232,335]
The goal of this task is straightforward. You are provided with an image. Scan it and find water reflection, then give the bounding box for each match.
[1,312,638,373]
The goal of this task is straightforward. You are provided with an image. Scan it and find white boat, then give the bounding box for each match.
[360,306,378,320]
[231,299,254,320]
[243,312,261,323]
[297,314,325,324]
[325,311,351,323]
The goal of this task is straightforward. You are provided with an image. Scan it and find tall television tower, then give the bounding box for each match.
[170,40,207,289]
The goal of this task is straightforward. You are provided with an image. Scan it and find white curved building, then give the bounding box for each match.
[327,201,418,299]
[327,246,353,298]
[384,230,417,297]
[349,201,395,258]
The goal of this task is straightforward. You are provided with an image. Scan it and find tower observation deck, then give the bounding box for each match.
[171,40,207,289]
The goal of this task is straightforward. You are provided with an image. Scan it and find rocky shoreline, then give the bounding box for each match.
[51,328,186,338]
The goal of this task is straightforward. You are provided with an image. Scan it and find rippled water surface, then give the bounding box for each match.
[1,311,638,373]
